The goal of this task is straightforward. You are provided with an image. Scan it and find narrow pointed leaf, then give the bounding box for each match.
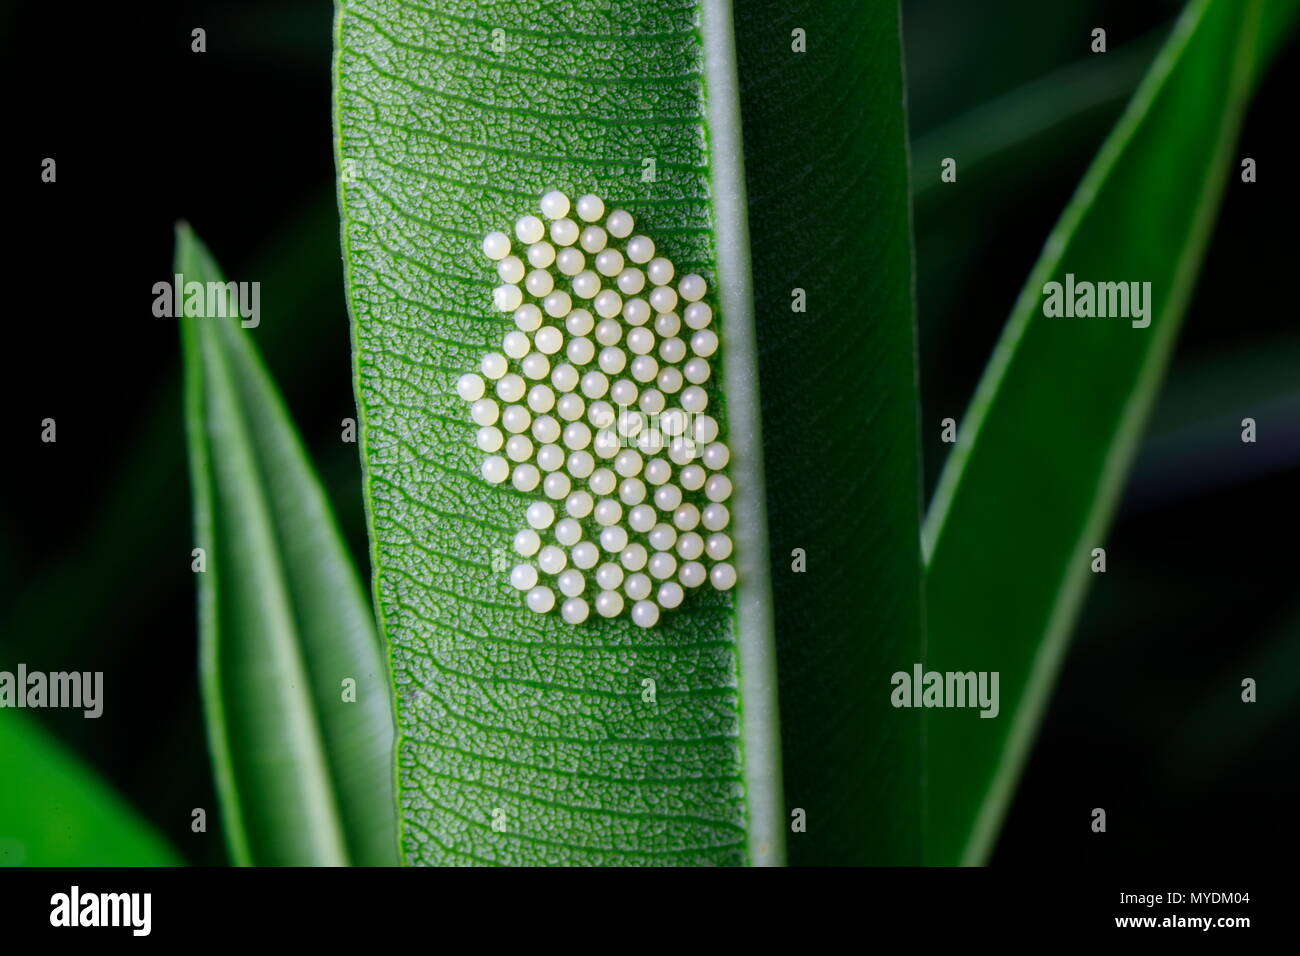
[0,711,181,866]
[334,0,924,865]
[179,225,398,866]
[921,0,1292,865]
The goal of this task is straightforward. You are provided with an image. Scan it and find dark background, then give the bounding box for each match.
[1,0,1295,866]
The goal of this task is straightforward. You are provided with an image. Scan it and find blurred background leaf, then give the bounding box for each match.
[179,224,397,866]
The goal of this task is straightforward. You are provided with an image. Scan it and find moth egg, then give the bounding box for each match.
[703,442,731,470]
[617,268,646,295]
[654,483,683,511]
[565,308,595,337]
[649,285,678,314]
[543,290,572,318]
[525,501,555,530]
[606,209,634,238]
[618,478,646,505]
[674,503,700,531]
[457,373,485,401]
[551,363,580,393]
[709,563,737,591]
[680,464,706,491]
[527,242,556,269]
[555,517,583,545]
[566,451,595,479]
[595,562,624,590]
[580,371,609,399]
[531,415,560,444]
[556,392,585,421]
[659,337,686,364]
[657,581,685,610]
[614,449,643,477]
[639,389,666,414]
[659,408,687,437]
[525,269,554,297]
[595,590,624,618]
[631,600,660,629]
[693,414,720,443]
[623,297,651,326]
[683,358,710,384]
[543,471,572,501]
[628,505,656,533]
[515,215,544,244]
[497,255,525,284]
[594,498,623,527]
[624,573,652,601]
[648,523,677,552]
[657,366,684,394]
[621,543,649,571]
[500,406,529,434]
[637,433,666,460]
[643,459,671,486]
[556,247,585,276]
[678,273,707,302]
[514,303,543,332]
[594,289,622,319]
[571,542,600,570]
[549,217,579,246]
[557,569,585,598]
[571,270,600,300]
[521,352,550,381]
[616,409,643,438]
[701,503,730,531]
[626,235,655,264]
[580,225,608,253]
[481,455,509,484]
[587,400,615,429]
[706,533,733,561]
[567,337,596,366]
[471,398,499,426]
[476,426,503,452]
[684,302,712,330]
[598,346,627,375]
[561,596,590,624]
[565,490,594,519]
[575,193,605,222]
[599,525,629,553]
[511,564,538,591]
[626,328,655,356]
[503,331,530,359]
[648,552,677,580]
[536,442,564,472]
[482,231,511,260]
[691,329,719,358]
[630,355,658,383]
[493,284,523,312]
[563,421,592,450]
[540,190,570,220]
[534,326,564,355]
[594,318,622,346]
[495,373,526,402]
[676,531,704,560]
[609,378,638,407]
[505,434,533,462]
[514,528,541,556]
[667,435,698,465]
[594,428,620,459]
[512,464,541,492]
[595,249,624,278]
[537,545,567,575]
[679,561,707,588]
[527,585,556,614]
[527,384,555,414]
[680,386,708,413]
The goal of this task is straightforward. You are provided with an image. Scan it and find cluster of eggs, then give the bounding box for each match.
[457,191,736,627]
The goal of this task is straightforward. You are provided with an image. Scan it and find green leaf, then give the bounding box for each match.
[921,0,1289,865]
[178,224,398,866]
[0,711,180,866]
[333,0,923,865]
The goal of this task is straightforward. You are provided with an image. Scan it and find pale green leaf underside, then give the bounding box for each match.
[334,0,782,865]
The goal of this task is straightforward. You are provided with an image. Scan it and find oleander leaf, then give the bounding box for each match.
[178,224,398,866]
[0,711,181,866]
[921,0,1293,865]
[333,0,924,865]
